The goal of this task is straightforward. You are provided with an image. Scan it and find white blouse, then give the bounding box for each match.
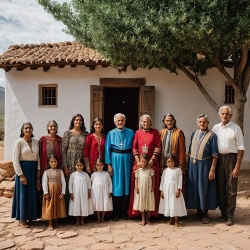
[42,169,66,195]
[13,138,40,176]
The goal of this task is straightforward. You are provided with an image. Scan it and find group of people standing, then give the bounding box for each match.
[11,105,245,229]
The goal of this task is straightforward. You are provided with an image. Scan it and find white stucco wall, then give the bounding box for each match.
[4,65,250,168]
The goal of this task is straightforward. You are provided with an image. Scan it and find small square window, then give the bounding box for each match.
[224,81,234,104]
[39,84,58,108]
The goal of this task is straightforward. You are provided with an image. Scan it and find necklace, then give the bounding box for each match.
[142,129,149,153]
[93,134,102,158]
[117,128,124,149]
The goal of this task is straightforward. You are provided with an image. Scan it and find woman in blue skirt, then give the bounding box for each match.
[12,122,40,228]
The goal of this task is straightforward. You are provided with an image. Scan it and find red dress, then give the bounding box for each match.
[128,128,161,217]
[83,134,106,172]
[39,135,62,174]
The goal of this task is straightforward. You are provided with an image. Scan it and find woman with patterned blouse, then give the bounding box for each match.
[62,114,89,177]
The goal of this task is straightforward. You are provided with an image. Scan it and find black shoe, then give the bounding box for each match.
[202,215,211,224]
[188,212,203,221]
[226,218,233,226]
[217,215,227,222]
[121,214,129,220]
[112,215,120,222]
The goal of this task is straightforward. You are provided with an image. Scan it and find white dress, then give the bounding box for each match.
[158,167,187,217]
[68,171,94,216]
[133,168,155,212]
[91,171,113,211]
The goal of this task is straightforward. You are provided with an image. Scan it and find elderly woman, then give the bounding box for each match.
[12,122,40,228]
[186,114,219,224]
[159,114,187,195]
[128,114,161,218]
[39,120,62,174]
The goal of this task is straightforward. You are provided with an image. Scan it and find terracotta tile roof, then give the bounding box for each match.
[0,41,109,71]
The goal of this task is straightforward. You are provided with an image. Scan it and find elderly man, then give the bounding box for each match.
[105,113,134,221]
[212,106,245,226]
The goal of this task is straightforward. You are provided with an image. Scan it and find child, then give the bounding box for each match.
[42,154,66,231]
[91,158,113,223]
[68,158,93,225]
[158,154,187,227]
[133,154,155,226]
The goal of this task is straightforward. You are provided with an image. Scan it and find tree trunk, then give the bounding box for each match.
[234,90,247,133]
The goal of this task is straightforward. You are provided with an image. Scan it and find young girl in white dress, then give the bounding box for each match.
[68,158,93,225]
[133,154,155,226]
[158,154,187,227]
[91,158,113,223]
[42,154,66,231]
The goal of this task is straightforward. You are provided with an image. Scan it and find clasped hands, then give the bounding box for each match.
[45,193,64,201]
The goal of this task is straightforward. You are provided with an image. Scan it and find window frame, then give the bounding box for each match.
[224,81,234,104]
[38,84,58,108]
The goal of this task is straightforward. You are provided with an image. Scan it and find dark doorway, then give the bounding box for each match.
[104,87,139,133]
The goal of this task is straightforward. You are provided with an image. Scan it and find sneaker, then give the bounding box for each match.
[202,215,211,224]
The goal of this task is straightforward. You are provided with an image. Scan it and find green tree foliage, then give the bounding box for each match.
[39,0,250,130]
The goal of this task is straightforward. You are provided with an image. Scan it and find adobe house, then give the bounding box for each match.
[0,41,249,167]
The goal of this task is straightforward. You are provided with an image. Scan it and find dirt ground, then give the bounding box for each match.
[238,169,250,198]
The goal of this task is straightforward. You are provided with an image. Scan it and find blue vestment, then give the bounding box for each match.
[105,127,134,196]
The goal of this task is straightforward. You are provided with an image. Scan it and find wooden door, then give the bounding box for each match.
[90,85,104,122]
[90,81,155,127]
[139,86,155,122]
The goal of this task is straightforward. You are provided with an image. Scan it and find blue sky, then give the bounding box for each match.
[0,0,72,87]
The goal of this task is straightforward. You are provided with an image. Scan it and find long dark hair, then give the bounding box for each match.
[162,114,177,129]
[20,122,34,138]
[90,117,104,134]
[69,114,86,131]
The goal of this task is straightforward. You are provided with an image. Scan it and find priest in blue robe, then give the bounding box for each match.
[105,113,134,221]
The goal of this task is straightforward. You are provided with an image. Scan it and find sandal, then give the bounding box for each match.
[19,221,29,228]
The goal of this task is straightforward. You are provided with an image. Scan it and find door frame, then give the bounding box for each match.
[90,78,155,127]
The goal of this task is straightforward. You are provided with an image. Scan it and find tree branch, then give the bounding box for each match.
[235,44,249,86]
[211,56,241,93]
[172,60,219,111]
[242,60,250,93]
[230,42,239,66]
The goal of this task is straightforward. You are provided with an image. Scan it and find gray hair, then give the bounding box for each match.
[196,114,209,122]
[219,105,232,115]
[139,114,152,128]
[114,113,126,122]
